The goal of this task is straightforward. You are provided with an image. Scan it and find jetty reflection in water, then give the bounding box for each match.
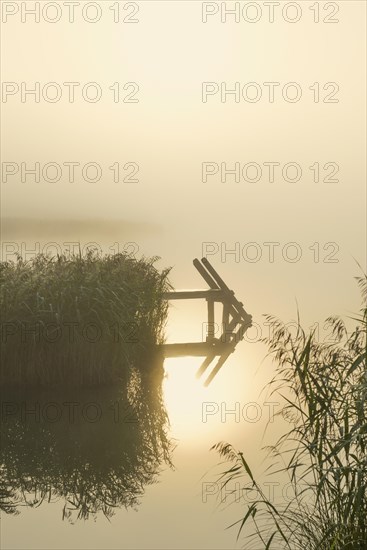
[0,366,172,522]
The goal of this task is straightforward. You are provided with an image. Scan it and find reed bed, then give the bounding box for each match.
[213,276,367,549]
[0,251,171,387]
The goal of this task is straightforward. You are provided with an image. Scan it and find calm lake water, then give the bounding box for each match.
[1,218,363,549]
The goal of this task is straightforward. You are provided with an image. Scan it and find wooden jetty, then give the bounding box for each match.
[160,257,252,386]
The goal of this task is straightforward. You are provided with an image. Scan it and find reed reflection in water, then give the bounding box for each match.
[0,358,172,522]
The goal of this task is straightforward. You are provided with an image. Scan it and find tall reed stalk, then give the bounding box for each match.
[212,276,367,549]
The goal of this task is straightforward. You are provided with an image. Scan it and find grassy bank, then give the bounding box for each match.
[0,251,171,387]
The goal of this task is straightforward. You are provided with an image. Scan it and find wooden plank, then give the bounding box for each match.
[163,289,223,301]
[232,320,251,343]
[193,258,219,289]
[204,350,234,386]
[159,342,232,357]
[222,302,230,333]
[222,303,230,327]
[196,354,216,378]
[220,303,237,344]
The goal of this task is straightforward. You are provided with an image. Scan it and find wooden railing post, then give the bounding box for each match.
[206,297,215,342]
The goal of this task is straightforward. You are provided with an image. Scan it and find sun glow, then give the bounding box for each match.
[163,356,215,442]
[163,357,234,443]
